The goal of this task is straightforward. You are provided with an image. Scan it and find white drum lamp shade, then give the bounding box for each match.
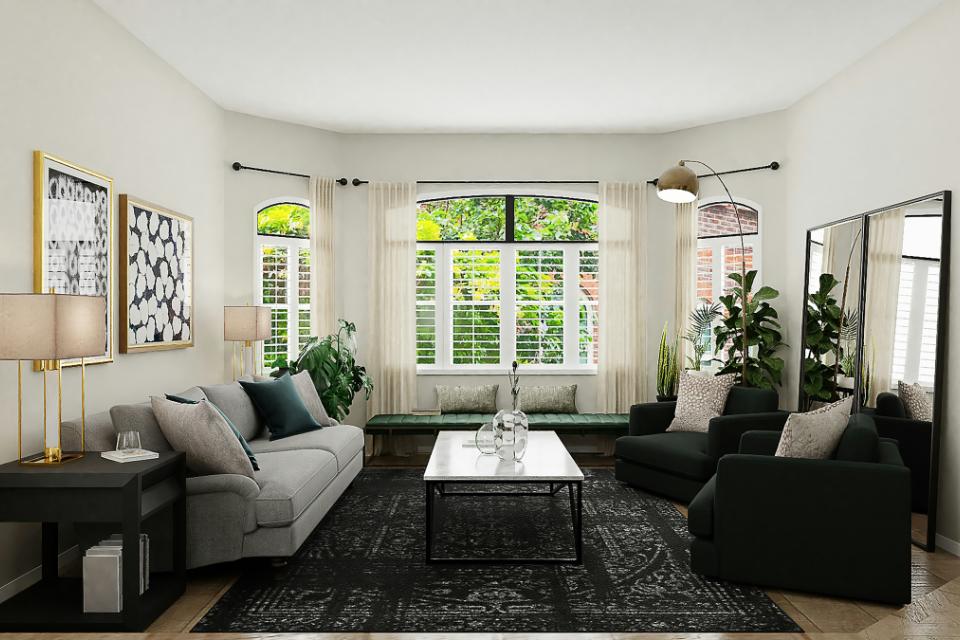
[224,306,272,342]
[0,293,106,360]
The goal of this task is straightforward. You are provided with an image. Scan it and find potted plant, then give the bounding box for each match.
[684,302,722,371]
[656,323,680,401]
[278,319,374,422]
[802,273,842,408]
[713,270,786,390]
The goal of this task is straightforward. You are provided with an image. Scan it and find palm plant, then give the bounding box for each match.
[684,302,723,370]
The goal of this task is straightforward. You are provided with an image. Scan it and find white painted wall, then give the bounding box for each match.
[783,0,960,546]
[0,0,225,588]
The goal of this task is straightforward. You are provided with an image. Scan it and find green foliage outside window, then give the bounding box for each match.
[257,203,310,238]
[515,197,598,241]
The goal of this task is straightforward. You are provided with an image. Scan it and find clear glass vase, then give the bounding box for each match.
[474,422,497,455]
[493,409,528,461]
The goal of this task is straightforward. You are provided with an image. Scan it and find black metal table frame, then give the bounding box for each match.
[425,478,583,564]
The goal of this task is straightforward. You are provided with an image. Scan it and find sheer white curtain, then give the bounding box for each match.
[863,208,905,406]
[820,226,836,280]
[367,182,418,416]
[309,177,336,338]
[673,201,697,359]
[598,182,648,411]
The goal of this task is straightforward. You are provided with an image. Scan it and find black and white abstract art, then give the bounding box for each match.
[35,151,113,365]
[120,195,193,352]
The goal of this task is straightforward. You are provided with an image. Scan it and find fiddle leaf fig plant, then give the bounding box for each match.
[713,270,786,390]
[802,273,842,407]
[281,319,373,421]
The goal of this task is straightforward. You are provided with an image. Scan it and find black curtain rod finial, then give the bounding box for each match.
[231,161,242,171]
[335,178,348,186]
[770,161,780,170]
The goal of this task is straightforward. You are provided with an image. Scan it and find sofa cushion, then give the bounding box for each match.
[200,381,264,441]
[249,424,363,471]
[109,402,172,452]
[253,450,338,527]
[240,374,323,441]
[688,475,716,538]
[615,432,712,481]
[167,394,260,471]
[290,371,337,426]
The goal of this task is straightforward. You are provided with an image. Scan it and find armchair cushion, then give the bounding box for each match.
[628,401,676,436]
[667,373,737,433]
[723,386,780,414]
[615,432,711,481]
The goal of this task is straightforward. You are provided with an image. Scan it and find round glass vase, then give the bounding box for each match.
[493,409,528,461]
[474,422,497,455]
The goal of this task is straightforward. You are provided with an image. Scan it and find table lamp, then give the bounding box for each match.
[224,305,271,378]
[0,293,106,464]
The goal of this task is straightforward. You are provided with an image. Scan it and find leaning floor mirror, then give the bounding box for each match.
[800,215,865,411]
[861,192,951,551]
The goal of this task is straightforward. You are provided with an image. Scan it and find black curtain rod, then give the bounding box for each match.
[231,160,780,187]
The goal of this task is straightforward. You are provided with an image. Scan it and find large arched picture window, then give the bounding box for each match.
[255,199,311,365]
[694,199,761,367]
[415,195,599,371]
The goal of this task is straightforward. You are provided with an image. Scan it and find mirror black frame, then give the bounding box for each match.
[799,191,951,551]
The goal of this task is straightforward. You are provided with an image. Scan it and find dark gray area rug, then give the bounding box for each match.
[193,468,799,633]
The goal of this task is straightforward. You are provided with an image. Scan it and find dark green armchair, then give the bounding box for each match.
[615,386,784,502]
[687,413,911,604]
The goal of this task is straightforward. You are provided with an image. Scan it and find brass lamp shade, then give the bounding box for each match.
[0,293,106,360]
[224,305,271,342]
[657,162,699,204]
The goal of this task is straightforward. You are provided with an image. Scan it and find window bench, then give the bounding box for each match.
[365,412,629,437]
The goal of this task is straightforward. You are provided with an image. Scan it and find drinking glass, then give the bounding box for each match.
[116,430,142,453]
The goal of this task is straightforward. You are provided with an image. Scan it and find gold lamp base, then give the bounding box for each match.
[19,448,84,466]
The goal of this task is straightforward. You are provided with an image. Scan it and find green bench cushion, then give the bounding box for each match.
[365,412,628,433]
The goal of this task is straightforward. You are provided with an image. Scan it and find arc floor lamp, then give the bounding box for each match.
[656,160,750,382]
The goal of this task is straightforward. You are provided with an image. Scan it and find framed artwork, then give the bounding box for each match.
[119,195,194,352]
[34,151,114,367]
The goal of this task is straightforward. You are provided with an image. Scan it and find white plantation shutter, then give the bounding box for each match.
[260,244,289,364]
[416,248,437,364]
[919,264,940,387]
[891,261,914,384]
[891,259,939,388]
[297,248,311,352]
[451,248,501,365]
[578,249,599,364]
[516,249,564,365]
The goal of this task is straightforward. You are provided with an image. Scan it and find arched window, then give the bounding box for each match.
[416,195,599,370]
[694,200,761,367]
[255,199,311,366]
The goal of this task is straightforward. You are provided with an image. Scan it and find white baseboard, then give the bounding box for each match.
[936,533,960,556]
[0,546,80,603]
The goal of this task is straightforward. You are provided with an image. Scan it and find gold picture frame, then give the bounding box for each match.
[119,195,195,353]
[33,151,114,368]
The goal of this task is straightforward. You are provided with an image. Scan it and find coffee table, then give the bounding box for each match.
[423,430,584,564]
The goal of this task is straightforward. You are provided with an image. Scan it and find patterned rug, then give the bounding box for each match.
[193,468,800,633]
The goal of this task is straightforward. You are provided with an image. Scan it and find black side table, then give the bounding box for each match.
[0,452,186,631]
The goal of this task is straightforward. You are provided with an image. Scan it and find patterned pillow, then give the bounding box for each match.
[898,381,933,421]
[666,373,737,433]
[775,396,853,459]
[437,385,499,414]
[519,385,578,413]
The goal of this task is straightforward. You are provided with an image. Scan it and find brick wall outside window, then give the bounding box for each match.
[697,247,713,302]
[698,202,758,238]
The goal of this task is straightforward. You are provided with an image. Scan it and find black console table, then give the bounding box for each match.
[0,452,186,631]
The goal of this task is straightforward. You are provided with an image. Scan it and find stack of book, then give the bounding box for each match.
[82,534,150,613]
[101,449,159,463]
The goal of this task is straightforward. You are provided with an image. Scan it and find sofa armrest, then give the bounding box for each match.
[187,474,260,500]
[707,411,789,460]
[738,430,782,455]
[628,401,676,436]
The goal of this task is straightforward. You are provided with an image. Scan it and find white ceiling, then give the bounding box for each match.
[94,0,941,134]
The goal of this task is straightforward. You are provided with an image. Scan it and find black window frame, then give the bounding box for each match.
[416,194,599,244]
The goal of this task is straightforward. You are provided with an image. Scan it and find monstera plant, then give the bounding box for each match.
[713,270,786,390]
[272,319,373,421]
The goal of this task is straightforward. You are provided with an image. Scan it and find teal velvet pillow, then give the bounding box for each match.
[238,373,323,441]
[165,394,260,471]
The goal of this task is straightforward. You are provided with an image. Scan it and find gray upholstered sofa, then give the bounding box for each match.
[62,378,363,569]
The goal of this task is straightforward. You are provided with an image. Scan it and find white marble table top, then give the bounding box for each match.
[424,431,584,482]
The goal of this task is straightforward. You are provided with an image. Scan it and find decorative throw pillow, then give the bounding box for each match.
[775,396,853,459]
[239,373,323,441]
[290,371,338,426]
[519,385,578,413]
[437,384,499,414]
[898,381,933,421]
[666,373,737,433]
[150,397,256,478]
[166,394,259,471]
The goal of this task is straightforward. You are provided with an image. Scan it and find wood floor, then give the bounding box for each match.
[10,459,960,639]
